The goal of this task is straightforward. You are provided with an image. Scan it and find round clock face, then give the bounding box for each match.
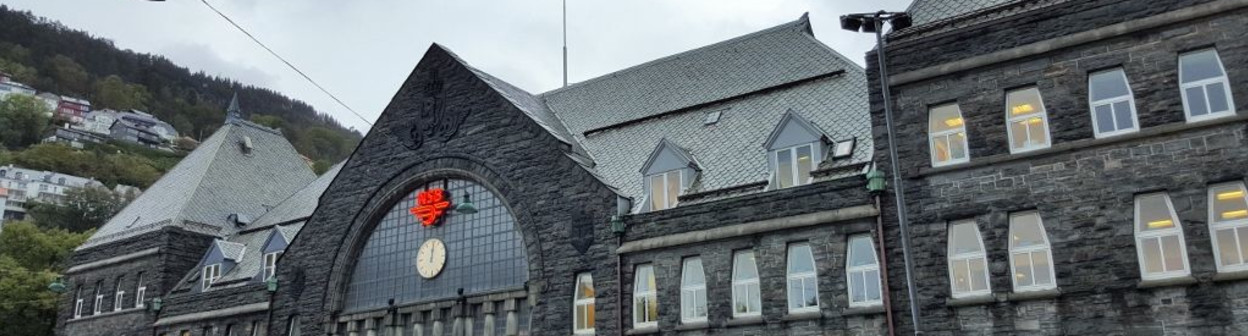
[416,238,447,279]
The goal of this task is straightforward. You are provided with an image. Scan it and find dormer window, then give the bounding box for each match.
[764,110,829,189]
[264,252,281,280]
[774,144,815,188]
[202,263,221,290]
[647,170,682,211]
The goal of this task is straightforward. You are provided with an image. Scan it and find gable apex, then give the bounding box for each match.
[640,138,699,175]
[763,109,830,150]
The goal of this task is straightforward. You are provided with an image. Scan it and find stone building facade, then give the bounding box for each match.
[871,0,1248,334]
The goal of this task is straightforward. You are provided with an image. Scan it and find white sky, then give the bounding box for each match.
[1,0,913,132]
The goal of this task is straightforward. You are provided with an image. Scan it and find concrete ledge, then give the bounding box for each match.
[1213,270,1248,282]
[724,315,764,327]
[65,307,145,324]
[65,247,161,274]
[673,320,709,331]
[153,302,268,326]
[624,326,659,335]
[841,305,886,317]
[782,310,822,322]
[915,114,1248,178]
[617,204,878,254]
[1004,288,1061,302]
[1137,276,1199,289]
[889,0,1248,86]
[946,294,996,307]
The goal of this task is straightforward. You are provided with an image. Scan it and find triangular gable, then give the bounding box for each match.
[763,109,830,150]
[639,138,699,175]
[263,227,290,254]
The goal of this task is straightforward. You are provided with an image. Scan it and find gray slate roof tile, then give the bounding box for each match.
[905,0,1021,27]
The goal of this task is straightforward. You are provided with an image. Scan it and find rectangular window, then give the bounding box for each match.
[224,324,235,336]
[1005,87,1051,153]
[573,273,595,334]
[680,258,707,322]
[632,264,658,328]
[929,104,969,166]
[948,220,990,297]
[1180,49,1235,121]
[264,252,280,280]
[93,286,104,315]
[646,170,682,211]
[1209,183,1248,272]
[1135,193,1190,280]
[114,279,126,312]
[73,287,83,318]
[786,243,820,312]
[1008,212,1055,291]
[202,264,221,290]
[135,272,146,308]
[731,251,761,317]
[846,235,882,307]
[774,143,816,188]
[1088,69,1139,137]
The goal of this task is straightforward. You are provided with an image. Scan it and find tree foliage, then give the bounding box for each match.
[10,143,170,188]
[27,185,135,232]
[0,6,361,164]
[0,94,50,149]
[0,221,91,336]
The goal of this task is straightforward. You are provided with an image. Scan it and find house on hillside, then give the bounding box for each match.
[0,165,102,224]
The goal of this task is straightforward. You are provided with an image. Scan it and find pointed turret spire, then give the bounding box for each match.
[226,92,243,122]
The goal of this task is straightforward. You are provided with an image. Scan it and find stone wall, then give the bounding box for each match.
[869,1,1248,334]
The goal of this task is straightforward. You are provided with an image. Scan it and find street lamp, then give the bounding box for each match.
[841,10,921,334]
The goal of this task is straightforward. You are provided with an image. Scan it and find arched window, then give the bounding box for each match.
[632,264,658,328]
[846,235,882,307]
[786,243,819,312]
[1135,193,1189,280]
[343,179,528,313]
[948,220,990,297]
[1008,212,1055,291]
[1179,49,1235,121]
[731,250,760,317]
[1210,182,1248,272]
[680,257,706,322]
[573,273,595,334]
[929,104,969,167]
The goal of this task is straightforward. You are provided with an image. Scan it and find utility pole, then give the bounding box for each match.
[562,0,568,87]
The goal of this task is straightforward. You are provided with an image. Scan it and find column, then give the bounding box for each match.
[504,299,518,336]
[431,309,445,336]
[482,301,496,336]
[412,311,425,336]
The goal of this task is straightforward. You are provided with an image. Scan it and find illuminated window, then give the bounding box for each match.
[264,252,280,280]
[680,258,707,323]
[202,263,221,290]
[1180,49,1235,122]
[948,220,990,297]
[1005,87,1051,153]
[647,170,682,211]
[731,251,761,317]
[786,243,819,312]
[1209,182,1248,272]
[1135,193,1190,280]
[1008,212,1055,291]
[774,143,816,188]
[846,235,882,307]
[1088,69,1139,137]
[573,273,595,334]
[632,264,658,328]
[929,104,969,167]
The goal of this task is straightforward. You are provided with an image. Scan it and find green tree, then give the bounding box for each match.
[46,55,89,96]
[0,221,91,336]
[250,114,285,129]
[93,75,150,110]
[27,186,133,232]
[0,56,38,84]
[0,94,51,149]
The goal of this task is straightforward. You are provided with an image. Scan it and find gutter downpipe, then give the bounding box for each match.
[873,12,922,334]
[875,195,897,336]
[616,235,624,336]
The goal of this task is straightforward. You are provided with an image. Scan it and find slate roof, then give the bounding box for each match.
[537,14,871,206]
[250,163,343,229]
[905,0,1020,27]
[216,240,246,262]
[77,119,316,250]
[215,222,304,284]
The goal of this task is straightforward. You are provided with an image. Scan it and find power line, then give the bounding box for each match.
[197,0,373,127]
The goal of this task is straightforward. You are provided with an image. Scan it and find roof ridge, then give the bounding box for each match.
[540,13,812,97]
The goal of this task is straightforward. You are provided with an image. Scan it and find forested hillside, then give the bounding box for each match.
[0,5,361,169]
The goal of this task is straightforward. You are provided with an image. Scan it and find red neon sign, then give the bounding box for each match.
[410,188,451,226]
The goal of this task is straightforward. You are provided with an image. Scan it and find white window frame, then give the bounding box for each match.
[114,288,126,312]
[929,104,970,167]
[1209,182,1248,272]
[1007,212,1056,292]
[632,264,658,329]
[135,273,147,309]
[773,143,818,188]
[786,243,820,312]
[948,220,991,298]
[1088,69,1140,138]
[731,250,761,318]
[679,258,707,323]
[572,272,595,335]
[73,288,83,318]
[93,291,104,315]
[846,235,883,308]
[202,263,221,290]
[1004,87,1052,153]
[1134,193,1191,280]
[263,252,280,280]
[646,170,682,211]
[1180,49,1236,122]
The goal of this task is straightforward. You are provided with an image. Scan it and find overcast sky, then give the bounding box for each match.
[1,0,912,132]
